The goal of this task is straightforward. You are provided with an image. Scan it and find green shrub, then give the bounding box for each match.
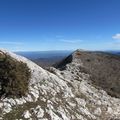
[0,52,31,98]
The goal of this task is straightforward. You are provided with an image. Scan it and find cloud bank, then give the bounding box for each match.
[112,33,120,40]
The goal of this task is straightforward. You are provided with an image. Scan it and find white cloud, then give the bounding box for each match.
[0,41,23,45]
[112,33,120,40]
[59,39,82,43]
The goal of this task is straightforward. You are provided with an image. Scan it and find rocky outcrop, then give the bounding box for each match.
[0,49,120,120]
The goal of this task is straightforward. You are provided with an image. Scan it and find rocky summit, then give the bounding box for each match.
[0,49,120,120]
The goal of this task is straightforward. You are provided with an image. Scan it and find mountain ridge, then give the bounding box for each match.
[0,49,120,120]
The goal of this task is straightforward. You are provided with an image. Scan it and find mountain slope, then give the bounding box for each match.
[0,49,120,120]
[56,50,120,98]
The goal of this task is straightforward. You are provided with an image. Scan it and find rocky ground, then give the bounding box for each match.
[0,49,120,120]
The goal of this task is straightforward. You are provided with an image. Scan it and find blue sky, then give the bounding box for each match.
[0,0,120,51]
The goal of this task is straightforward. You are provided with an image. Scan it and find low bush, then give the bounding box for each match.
[0,52,31,98]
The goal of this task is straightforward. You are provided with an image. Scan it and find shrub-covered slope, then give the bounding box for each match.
[0,51,31,98]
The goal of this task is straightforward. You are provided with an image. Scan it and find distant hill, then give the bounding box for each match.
[106,50,120,55]
[33,56,66,68]
[15,51,72,68]
[15,50,72,59]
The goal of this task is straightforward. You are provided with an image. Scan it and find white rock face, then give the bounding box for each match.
[0,49,120,120]
[94,107,102,116]
[23,110,31,119]
[31,105,44,118]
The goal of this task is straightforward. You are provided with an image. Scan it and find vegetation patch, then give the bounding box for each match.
[0,51,31,98]
[75,51,120,98]
[3,98,48,120]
